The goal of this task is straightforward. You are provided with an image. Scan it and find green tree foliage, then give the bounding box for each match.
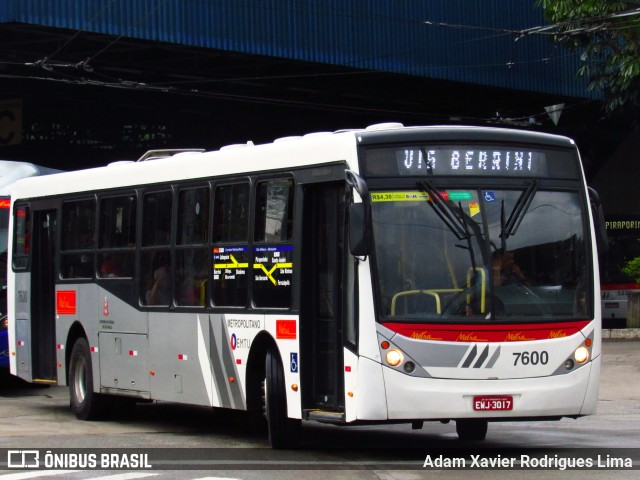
[538,0,640,113]
[622,256,640,283]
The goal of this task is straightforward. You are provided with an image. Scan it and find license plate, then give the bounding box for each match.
[473,395,513,411]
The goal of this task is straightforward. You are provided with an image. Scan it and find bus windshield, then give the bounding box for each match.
[370,187,588,322]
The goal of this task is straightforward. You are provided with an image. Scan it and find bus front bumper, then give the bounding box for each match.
[372,355,600,421]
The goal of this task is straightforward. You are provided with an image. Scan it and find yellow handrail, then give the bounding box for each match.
[466,267,486,313]
[391,288,464,315]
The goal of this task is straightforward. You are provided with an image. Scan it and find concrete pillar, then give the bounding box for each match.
[626,291,640,328]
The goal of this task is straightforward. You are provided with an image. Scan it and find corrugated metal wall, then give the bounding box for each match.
[0,0,591,98]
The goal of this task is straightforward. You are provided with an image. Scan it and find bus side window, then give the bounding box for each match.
[13,205,30,270]
[142,250,171,306]
[176,186,209,307]
[254,179,294,243]
[142,190,172,247]
[212,183,249,307]
[60,199,95,279]
[253,179,294,309]
[98,194,136,278]
[140,190,172,306]
[100,195,137,249]
[213,183,249,243]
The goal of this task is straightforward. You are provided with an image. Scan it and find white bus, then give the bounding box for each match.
[0,161,60,370]
[7,124,603,447]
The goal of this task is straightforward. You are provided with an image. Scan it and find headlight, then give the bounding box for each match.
[574,346,590,364]
[385,349,404,367]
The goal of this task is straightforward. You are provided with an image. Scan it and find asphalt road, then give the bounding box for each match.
[0,339,638,479]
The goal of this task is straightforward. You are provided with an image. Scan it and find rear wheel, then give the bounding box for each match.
[456,419,488,441]
[69,337,111,420]
[265,347,300,448]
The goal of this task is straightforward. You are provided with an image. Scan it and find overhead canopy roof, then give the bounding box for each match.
[0,0,625,181]
[0,0,592,99]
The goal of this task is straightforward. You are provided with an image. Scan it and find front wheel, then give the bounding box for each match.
[69,337,111,420]
[265,347,300,449]
[456,419,488,441]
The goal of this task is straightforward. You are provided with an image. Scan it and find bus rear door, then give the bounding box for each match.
[29,206,58,383]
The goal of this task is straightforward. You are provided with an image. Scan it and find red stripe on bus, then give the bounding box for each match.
[601,284,640,290]
[382,321,591,342]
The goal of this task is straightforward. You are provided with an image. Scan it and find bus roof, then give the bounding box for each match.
[9,129,359,200]
[7,124,576,200]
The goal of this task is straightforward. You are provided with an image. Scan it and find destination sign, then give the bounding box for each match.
[253,245,293,287]
[397,147,545,176]
[213,246,249,282]
[363,145,578,179]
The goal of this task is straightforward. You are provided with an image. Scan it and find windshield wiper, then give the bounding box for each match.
[501,179,538,242]
[418,180,483,275]
[418,180,468,240]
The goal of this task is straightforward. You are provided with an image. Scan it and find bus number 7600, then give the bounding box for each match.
[513,351,548,366]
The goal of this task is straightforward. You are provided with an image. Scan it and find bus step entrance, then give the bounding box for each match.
[304,409,345,423]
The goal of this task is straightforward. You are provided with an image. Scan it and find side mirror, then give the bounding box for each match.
[345,170,370,257]
[349,203,368,257]
[588,187,608,255]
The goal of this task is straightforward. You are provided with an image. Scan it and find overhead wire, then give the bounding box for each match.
[83,0,170,65]
[0,72,457,121]
[44,0,119,62]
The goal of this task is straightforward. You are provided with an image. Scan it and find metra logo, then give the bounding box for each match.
[504,332,535,342]
[276,320,296,339]
[56,290,76,315]
[410,332,443,341]
[548,330,568,338]
[456,332,488,342]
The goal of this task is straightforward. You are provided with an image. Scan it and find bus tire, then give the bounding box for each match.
[69,337,110,420]
[265,347,300,449]
[456,419,488,441]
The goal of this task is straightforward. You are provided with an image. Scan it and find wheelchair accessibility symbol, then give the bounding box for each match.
[483,191,496,202]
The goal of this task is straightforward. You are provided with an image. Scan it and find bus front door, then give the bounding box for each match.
[30,208,57,383]
[301,183,345,414]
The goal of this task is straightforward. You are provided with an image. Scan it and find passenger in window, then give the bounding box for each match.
[492,250,531,286]
[146,251,171,305]
[100,254,122,278]
[80,226,95,250]
[177,266,196,306]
